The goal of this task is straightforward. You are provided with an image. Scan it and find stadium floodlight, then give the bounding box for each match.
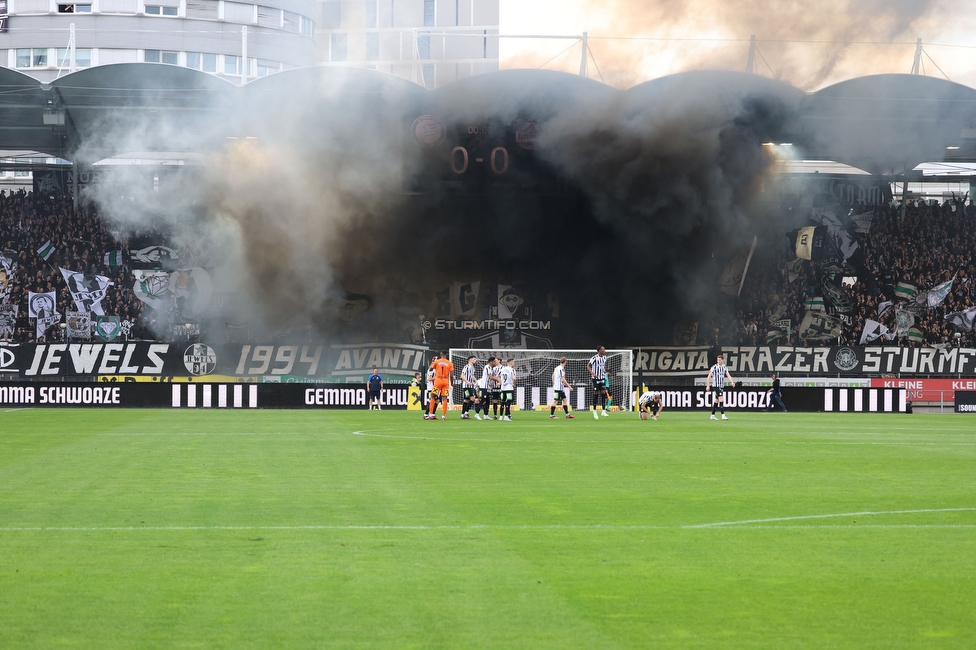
[449,348,633,413]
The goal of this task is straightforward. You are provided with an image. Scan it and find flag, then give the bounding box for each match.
[170,268,214,317]
[907,327,924,342]
[0,304,17,337]
[859,319,889,345]
[437,282,480,319]
[786,258,805,284]
[27,291,59,339]
[767,318,791,343]
[36,240,55,261]
[794,226,819,260]
[103,250,123,267]
[132,270,171,310]
[895,309,914,338]
[850,210,873,233]
[95,315,122,342]
[65,310,91,340]
[59,268,113,316]
[804,297,825,312]
[811,208,859,260]
[672,322,698,346]
[0,250,16,303]
[719,236,758,297]
[877,300,893,318]
[945,306,976,332]
[925,280,953,308]
[821,277,854,314]
[799,310,842,340]
[894,282,916,300]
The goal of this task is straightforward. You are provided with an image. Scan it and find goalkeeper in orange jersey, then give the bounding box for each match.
[428,351,455,420]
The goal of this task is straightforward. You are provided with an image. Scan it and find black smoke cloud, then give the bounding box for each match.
[82,67,797,346]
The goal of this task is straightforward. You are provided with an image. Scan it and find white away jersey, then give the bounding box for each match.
[499,367,516,391]
[589,353,608,379]
[552,365,567,390]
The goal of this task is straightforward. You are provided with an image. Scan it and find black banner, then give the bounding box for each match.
[645,386,824,412]
[954,391,976,413]
[0,381,409,409]
[633,345,976,377]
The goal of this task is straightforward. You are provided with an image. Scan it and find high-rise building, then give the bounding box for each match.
[0,0,318,83]
[316,0,498,88]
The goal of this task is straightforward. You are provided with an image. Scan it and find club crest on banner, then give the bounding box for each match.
[184,343,217,376]
[95,315,122,342]
[65,311,91,340]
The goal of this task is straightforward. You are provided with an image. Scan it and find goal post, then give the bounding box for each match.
[448,348,633,412]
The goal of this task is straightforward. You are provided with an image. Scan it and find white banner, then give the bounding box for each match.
[27,291,59,339]
[59,268,113,315]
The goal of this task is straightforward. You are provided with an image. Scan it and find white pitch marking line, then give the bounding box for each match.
[684,507,976,528]
[2,508,973,533]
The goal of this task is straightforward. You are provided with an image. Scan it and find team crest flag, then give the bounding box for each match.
[36,240,55,261]
[132,270,171,310]
[59,268,113,315]
[95,315,122,342]
[925,280,953,308]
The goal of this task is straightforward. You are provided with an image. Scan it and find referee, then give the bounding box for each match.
[587,346,610,419]
[705,353,735,421]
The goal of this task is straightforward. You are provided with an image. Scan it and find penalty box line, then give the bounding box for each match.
[2,508,974,533]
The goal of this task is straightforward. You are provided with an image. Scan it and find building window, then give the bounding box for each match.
[224,55,240,75]
[422,64,434,88]
[330,33,346,61]
[145,49,160,62]
[145,49,176,64]
[366,32,379,61]
[15,49,31,68]
[145,5,177,15]
[58,4,92,12]
[32,48,48,67]
[202,52,217,72]
[300,16,313,36]
[57,48,92,67]
[365,0,377,28]
[417,33,429,59]
[321,1,340,28]
[423,0,433,26]
[186,52,202,70]
[256,58,278,77]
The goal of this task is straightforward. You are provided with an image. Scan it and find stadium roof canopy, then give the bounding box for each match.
[2,65,976,177]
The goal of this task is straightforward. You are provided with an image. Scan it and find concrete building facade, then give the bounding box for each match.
[0,0,317,83]
[316,0,498,88]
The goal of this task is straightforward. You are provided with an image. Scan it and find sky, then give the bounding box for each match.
[499,0,976,91]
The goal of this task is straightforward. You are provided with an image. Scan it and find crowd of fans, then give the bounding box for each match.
[725,198,976,348]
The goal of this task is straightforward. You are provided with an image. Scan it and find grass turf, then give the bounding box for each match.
[1,408,974,648]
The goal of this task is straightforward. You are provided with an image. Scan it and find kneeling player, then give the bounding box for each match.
[550,356,575,419]
[639,390,664,420]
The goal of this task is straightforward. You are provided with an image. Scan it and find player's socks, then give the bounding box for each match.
[563,405,568,414]
[442,401,448,417]
[550,406,556,416]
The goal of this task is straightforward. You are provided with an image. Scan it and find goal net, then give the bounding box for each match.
[448,349,633,412]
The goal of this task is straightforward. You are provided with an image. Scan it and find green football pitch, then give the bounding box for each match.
[1,408,974,649]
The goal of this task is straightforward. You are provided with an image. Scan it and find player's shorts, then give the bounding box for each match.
[369,389,381,401]
[711,387,724,398]
[500,390,514,402]
[592,378,609,391]
[489,390,501,401]
[552,389,566,401]
[463,387,478,400]
[433,380,451,396]
[650,402,661,415]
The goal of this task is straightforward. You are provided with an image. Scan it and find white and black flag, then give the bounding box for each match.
[945,306,976,332]
[28,291,59,339]
[60,268,113,315]
[0,304,17,337]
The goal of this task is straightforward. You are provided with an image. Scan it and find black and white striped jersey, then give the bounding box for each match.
[552,365,567,391]
[709,363,730,388]
[588,353,608,379]
[462,364,477,386]
[487,364,502,388]
[478,366,492,390]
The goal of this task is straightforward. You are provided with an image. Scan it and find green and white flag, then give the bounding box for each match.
[895,309,915,338]
[95,315,122,342]
[894,282,916,300]
[103,250,123,267]
[132,270,171,311]
[925,280,953,308]
[799,310,842,340]
[804,297,825,312]
[907,327,924,342]
[36,240,55,261]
